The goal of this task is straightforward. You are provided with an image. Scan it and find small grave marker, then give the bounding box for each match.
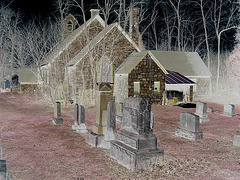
[52,101,63,125]
[223,104,235,117]
[76,105,88,133]
[195,101,210,123]
[233,135,240,147]
[0,160,7,180]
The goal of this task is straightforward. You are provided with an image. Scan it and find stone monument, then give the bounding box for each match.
[52,101,63,125]
[195,101,210,123]
[175,112,203,140]
[223,104,235,117]
[76,105,88,133]
[72,104,88,133]
[99,101,116,149]
[110,97,164,170]
[88,83,112,147]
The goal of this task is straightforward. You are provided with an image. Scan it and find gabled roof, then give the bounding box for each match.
[149,51,211,77]
[18,68,38,84]
[166,70,195,84]
[115,51,168,75]
[66,23,141,67]
[41,14,105,66]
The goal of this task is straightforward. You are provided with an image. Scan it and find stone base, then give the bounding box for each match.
[92,124,107,135]
[76,124,88,133]
[222,113,235,117]
[98,132,115,149]
[199,117,210,123]
[175,127,203,140]
[52,117,63,125]
[88,132,104,147]
[117,130,157,151]
[233,135,240,147]
[110,140,164,170]
[72,124,77,130]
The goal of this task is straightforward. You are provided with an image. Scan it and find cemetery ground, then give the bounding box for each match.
[0,90,240,180]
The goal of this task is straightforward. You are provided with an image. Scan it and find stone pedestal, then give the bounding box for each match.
[110,97,164,170]
[88,85,112,147]
[175,113,203,140]
[99,101,116,149]
[195,101,210,123]
[223,104,235,117]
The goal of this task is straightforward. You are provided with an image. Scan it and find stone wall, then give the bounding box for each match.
[128,55,165,104]
[188,77,211,97]
[73,26,137,105]
[113,74,128,103]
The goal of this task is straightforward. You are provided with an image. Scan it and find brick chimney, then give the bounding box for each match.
[129,8,140,46]
[90,9,100,18]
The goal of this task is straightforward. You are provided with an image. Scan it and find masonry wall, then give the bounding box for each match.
[187,77,211,97]
[128,56,165,104]
[73,26,138,105]
[113,74,128,103]
[50,20,104,83]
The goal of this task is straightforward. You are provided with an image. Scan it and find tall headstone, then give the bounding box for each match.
[195,101,210,123]
[175,112,203,140]
[72,104,79,130]
[99,101,116,149]
[233,135,240,147]
[76,105,88,133]
[88,84,112,147]
[52,101,63,125]
[223,104,235,117]
[0,160,7,180]
[110,97,164,170]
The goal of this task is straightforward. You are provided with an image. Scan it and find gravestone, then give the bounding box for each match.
[4,80,10,89]
[175,112,203,140]
[52,101,63,125]
[99,101,116,149]
[150,111,154,129]
[72,104,79,130]
[88,84,112,147]
[223,104,235,117]
[233,135,240,147]
[195,101,210,123]
[0,160,7,180]
[76,105,88,133]
[110,97,164,170]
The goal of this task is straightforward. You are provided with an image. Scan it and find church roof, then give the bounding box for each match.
[66,23,141,67]
[149,51,211,77]
[41,14,105,66]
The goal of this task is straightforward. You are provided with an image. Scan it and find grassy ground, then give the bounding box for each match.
[0,91,239,179]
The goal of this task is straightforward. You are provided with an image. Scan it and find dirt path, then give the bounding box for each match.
[0,91,239,179]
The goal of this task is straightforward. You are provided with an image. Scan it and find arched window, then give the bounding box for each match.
[97,56,113,83]
[67,20,73,31]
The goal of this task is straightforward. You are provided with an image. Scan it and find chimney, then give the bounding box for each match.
[129,8,140,46]
[90,9,100,18]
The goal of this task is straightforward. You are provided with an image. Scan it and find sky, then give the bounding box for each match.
[2,0,54,20]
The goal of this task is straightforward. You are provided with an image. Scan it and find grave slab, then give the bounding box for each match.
[175,112,203,140]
